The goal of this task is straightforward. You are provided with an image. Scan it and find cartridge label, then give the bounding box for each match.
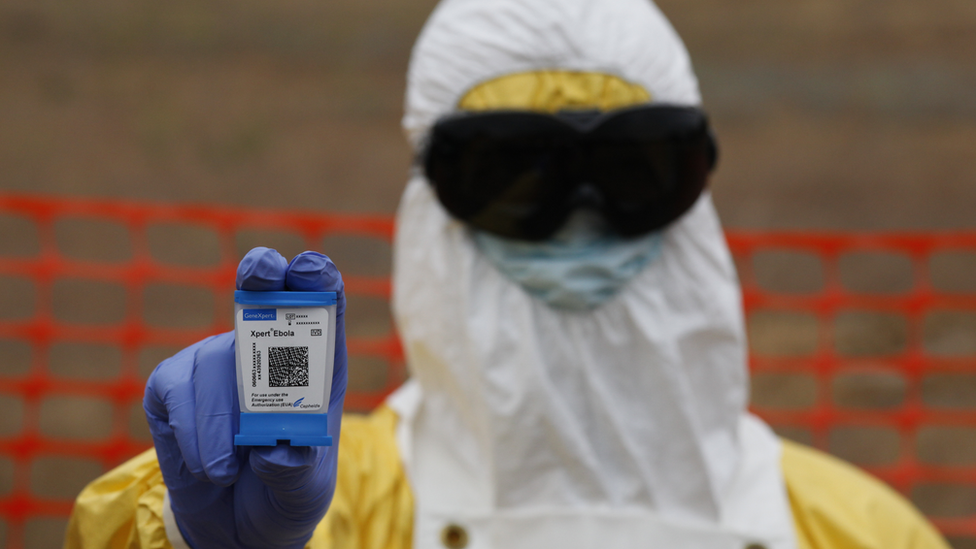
[236,306,331,412]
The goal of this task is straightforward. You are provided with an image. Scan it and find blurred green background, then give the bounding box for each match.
[1,0,976,547]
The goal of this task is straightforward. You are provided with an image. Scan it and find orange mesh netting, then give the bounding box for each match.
[0,192,974,548]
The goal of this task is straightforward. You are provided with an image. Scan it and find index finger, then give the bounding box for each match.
[237,247,289,291]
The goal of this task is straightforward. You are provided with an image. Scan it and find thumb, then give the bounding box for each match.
[248,444,333,512]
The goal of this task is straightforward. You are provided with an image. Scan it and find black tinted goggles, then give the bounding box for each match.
[422,105,718,241]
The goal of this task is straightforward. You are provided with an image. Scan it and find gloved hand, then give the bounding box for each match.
[144,247,347,549]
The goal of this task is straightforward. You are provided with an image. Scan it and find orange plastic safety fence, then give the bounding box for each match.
[730,232,976,540]
[0,193,400,549]
[0,192,974,547]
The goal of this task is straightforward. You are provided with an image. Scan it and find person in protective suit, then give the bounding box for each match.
[65,0,951,548]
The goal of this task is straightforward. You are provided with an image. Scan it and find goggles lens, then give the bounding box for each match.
[423,105,717,241]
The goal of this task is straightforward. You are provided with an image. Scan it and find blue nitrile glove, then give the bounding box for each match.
[144,247,347,549]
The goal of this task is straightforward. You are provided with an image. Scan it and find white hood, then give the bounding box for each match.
[401,0,701,148]
[389,0,797,547]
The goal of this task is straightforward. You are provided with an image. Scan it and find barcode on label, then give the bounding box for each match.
[268,346,309,387]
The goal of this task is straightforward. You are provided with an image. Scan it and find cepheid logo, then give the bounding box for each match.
[243,309,276,321]
[293,397,305,408]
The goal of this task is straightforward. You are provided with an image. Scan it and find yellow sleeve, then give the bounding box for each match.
[64,448,172,549]
[781,440,950,549]
[64,407,414,549]
[309,406,414,549]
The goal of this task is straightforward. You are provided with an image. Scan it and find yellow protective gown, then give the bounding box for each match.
[65,406,947,549]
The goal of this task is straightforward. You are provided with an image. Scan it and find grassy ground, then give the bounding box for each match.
[2,0,975,226]
[1,0,975,546]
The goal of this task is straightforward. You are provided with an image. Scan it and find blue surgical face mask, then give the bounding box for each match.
[472,210,663,311]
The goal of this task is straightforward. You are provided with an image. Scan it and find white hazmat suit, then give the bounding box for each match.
[391,0,793,546]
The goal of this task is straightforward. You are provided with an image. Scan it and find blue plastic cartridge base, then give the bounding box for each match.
[235,413,332,447]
